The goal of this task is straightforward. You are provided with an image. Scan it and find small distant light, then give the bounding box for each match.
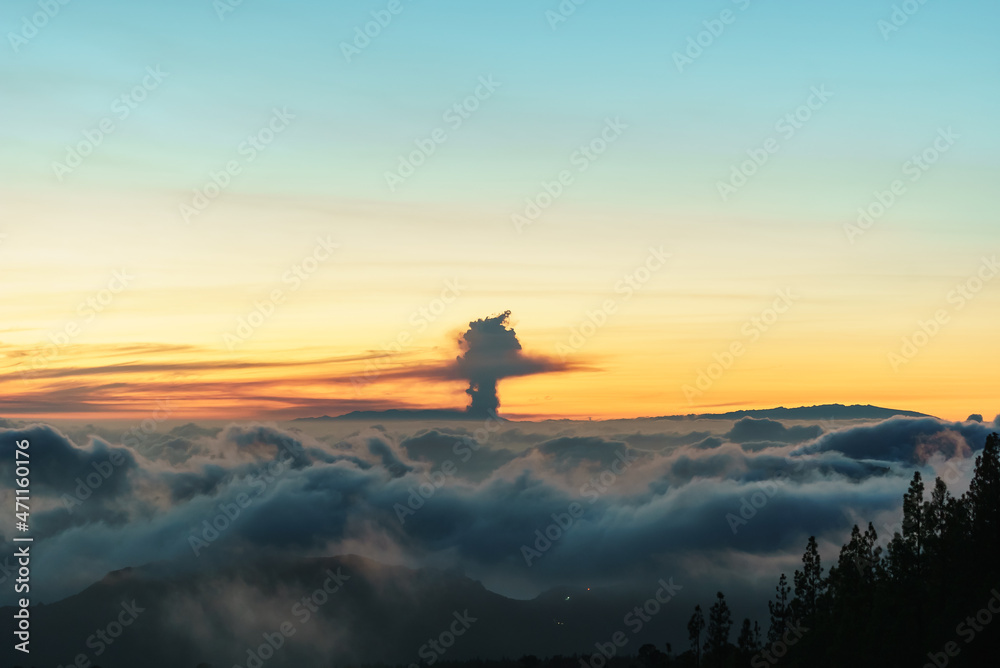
[564,596,570,601]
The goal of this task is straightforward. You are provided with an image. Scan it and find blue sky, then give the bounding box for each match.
[4,0,998,207]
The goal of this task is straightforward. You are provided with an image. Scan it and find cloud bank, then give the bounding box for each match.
[2,414,996,610]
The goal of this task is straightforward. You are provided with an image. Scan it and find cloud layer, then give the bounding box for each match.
[3,413,996,613]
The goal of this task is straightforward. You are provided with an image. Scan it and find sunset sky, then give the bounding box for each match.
[2,0,998,420]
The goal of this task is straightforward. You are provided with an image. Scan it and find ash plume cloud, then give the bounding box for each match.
[455,310,567,416]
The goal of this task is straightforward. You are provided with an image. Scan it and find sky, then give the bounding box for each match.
[1,0,999,420]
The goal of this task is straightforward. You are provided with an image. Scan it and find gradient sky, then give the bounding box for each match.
[1,0,998,420]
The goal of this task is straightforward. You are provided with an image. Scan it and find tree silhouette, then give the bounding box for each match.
[792,535,824,623]
[902,471,927,577]
[703,592,732,667]
[966,432,1000,571]
[687,604,705,666]
[767,573,791,644]
[638,643,667,668]
[737,617,761,665]
[746,431,1000,667]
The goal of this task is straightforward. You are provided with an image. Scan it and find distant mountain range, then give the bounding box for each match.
[644,403,932,421]
[295,404,931,422]
[295,408,491,421]
[1,554,678,668]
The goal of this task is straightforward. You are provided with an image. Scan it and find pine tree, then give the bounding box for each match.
[923,476,957,613]
[738,433,1000,668]
[792,536,825,623]
[687,605,705,666]
[901,471,927,578]
[704,592,732,667]
[966,432,1000,566]
[737,617,760,664]
[767,573,791,644]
